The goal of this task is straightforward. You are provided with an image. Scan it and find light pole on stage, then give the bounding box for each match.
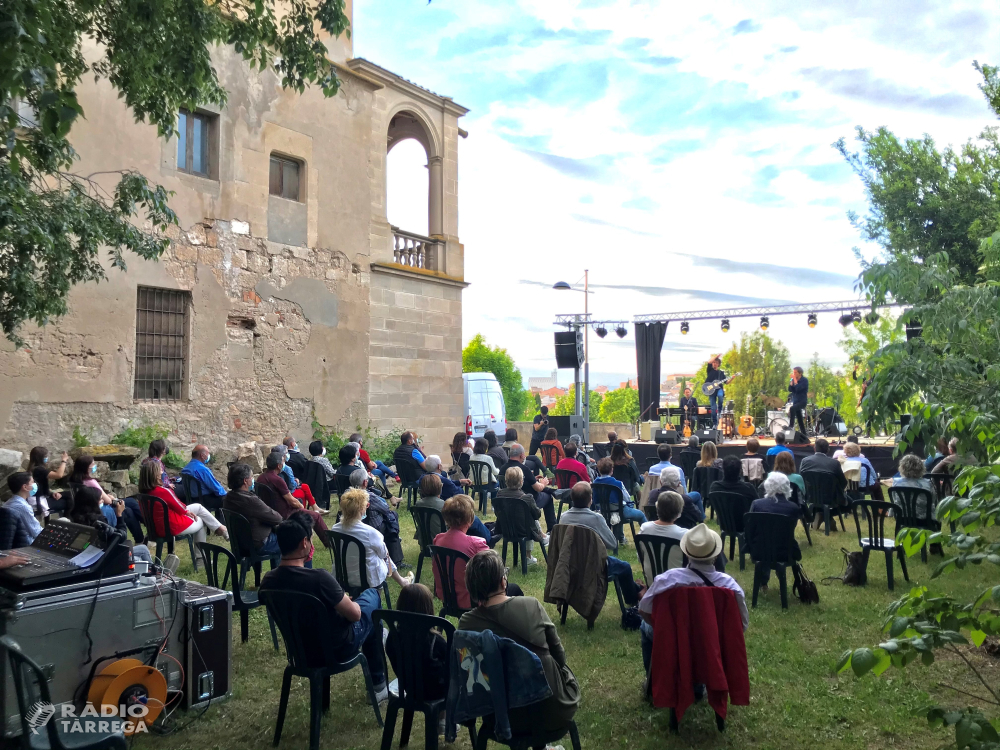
[553,271,590,444]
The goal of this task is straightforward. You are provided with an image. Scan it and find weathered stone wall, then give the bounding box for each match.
[369,268,464,457]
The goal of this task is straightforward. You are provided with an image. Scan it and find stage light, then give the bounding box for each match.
[838,313,854,327]
[615,324,628,339]
[721,319,730,332]
[864,311,880,325]
[759,316,769,331]
[595,325,607,338]
[852,425,863,436]
[680,321,690,335]
[851,309,862,324]
[807,313,817,328]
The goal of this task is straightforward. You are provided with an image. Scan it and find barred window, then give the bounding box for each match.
[134,287,189,401]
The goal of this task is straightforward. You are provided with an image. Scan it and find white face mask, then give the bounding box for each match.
[321,448,326,457]
[206,454,211,463]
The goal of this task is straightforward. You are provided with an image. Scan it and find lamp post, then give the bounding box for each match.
[553,270,590,443]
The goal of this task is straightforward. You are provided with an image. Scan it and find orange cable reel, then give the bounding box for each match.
[85,658,167,735]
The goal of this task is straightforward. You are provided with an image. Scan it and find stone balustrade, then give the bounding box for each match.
[392,227,439,271]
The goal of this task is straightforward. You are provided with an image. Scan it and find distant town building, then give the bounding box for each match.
[538,386,568,407]
[528,370,559,392]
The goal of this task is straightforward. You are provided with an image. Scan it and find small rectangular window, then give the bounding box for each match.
[134,287,189,401]
[176,109,213,177]
[269,155,301,201]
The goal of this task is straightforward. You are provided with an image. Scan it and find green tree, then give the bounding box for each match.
[549,385,603,418]
[806,353,842,409]
[462,334,532,422]
[717,332,791,417]
[1,0,351,343]
[836,314,904,429]
[598,385,639,424]
[838,62,1000,750]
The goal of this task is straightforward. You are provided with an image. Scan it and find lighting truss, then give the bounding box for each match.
[632,300,886,325]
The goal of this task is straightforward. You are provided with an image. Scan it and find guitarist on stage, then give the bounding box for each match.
[787,366,809,436]
[679,387,699,432]
[705,356,727,428]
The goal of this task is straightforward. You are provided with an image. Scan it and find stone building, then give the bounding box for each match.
[0,3,468,457]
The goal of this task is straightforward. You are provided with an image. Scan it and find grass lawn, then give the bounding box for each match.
[134,499,1000,750]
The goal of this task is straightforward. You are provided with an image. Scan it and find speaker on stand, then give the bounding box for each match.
[554,331,584,369]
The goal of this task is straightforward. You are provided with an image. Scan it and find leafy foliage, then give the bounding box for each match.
[598,384,639,424]
[462,334,533,421]
[311,421,403,467]
[718,332,791,416]
[0,0,350,342]
[71,424,91,448]
[549,385,604,420]
[110,421,171,449]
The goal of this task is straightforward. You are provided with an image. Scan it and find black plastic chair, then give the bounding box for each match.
[331,473,353,501]
[376,609,455,750]
[763,454,776,475]
[642,456,659,473]
[634,533,686,585]
[539,444,561,473]
[180,473,223,518]
[592,482,637,547]
[329,530,392,608]
[254,482,284,515]
[199,541,279,650]
[801,470,847,535]
[493,496,547,575]
[221,508,279,589]
[302,461,332,510]
[612,463,639,504]
[691,466,723,517]
[468,461,495,515]
[137,493,200,571]
[260,590,384,750]
[743,512,798,609]
[3,635,127,749]
[710,491,753,570]
[553,469,579,520]
[396,459,423,510]
[850,500,910,591]
[889,485,939,562]
[429,545,472,619]
[412,506,446,583]
[677,451,699,490]
[549,524,627,627]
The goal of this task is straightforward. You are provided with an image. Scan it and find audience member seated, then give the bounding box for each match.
[459,550,580,735]
[256,453,331,547]
[638,524,749,676]
[799,438,847,495]
[450,432,473,479]
[283,436,309,477]
[181,445,228,502]
[143,440,174,487]
[224,463,283,557]
[309,440,336,480]
[500,444,555,531]
[415,474,446,547]
[933,437,971,474]
[351,433,398,485]
[772,451,805,502]
[680,435,701,462]
[924,437,949,472]
[894,454,937,517]
[747,472,802,586]
[558,483,644,606]
[394,431,432,474]
[425,455,472,499]
[540,428,566,464]
[842,442,883,499]
[638,491,687,577]
[349,469,406,566]
[611,440,643,490]
[26,446,69,518]
[502,428,519,451]
[71,454,118,525]
[139,462,229,550]
[333,489,413,594]
[469,438,501,495]
[648,444,685,488]
[831,434,860,460]
[710,455,759,505]
[650,466,704,528]
[385,583,449,704]
[483,430,510,471]
[495,466,547,565]
[741,438,766,465]
[4,472,43,544]
[698,441,724,471]
[555,442,590,487]
[593,457,646,542]
[271,445,322,511]
[67,486,152,562]
[260,514,388,702]
[766,431,793,457]
[568,434,597,473]
[336,444,363,481]
[740,438,766,484]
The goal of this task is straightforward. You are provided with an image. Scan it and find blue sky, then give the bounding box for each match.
[356,0,998,387]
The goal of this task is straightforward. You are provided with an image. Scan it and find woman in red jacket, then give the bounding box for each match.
[138,462,228,555]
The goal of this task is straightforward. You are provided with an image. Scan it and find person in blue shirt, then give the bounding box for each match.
[765,431,794,457]
[647,443,685,488]
[592,457,645,544]
[181,445,227,499]
[5,472,43,544]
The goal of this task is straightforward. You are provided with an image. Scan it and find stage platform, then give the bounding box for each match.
[593,436,902,478]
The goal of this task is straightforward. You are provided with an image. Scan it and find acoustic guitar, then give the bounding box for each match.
[737,394,756,437]
[701,371,741,396]
[682,420,692,438]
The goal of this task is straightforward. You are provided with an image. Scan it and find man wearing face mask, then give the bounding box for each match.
[4,472,43,544]
[181,444,228,501]
[260,512,389,703]
[224,463,284,557]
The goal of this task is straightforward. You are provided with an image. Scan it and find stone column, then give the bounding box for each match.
[428,155,443,237]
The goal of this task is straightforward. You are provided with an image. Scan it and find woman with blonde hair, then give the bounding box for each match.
[331,488,413,593]
[772,450,805,502]
[698,440,723,469]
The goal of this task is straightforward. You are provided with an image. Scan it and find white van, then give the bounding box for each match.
[463,372,507,439]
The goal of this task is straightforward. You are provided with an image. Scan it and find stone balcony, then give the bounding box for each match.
[392,227,441,272]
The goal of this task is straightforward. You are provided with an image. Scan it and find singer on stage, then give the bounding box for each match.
[788,366,808,435]
[705,356,726,427]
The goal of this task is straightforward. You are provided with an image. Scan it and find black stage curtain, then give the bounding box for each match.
[635,322,667,422]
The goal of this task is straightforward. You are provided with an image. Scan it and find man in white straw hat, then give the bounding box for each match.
[637,524,749,677]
